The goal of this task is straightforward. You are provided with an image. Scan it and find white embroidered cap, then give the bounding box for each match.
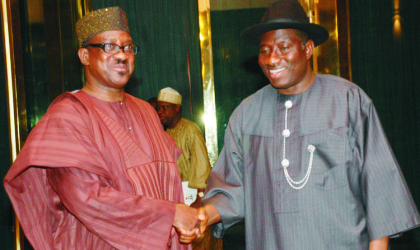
[157,87,182,105]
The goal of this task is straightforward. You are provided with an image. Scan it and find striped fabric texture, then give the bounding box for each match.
[5,90,189,250]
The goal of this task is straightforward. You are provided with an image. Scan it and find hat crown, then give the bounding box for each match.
[261,0,309,24]
[241,0,329,47]
[75,6,130,47]
[158,87,182,105]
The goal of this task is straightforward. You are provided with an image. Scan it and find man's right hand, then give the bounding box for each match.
[173,204,198,230]
[175,206,210,244]
[173,204,201,243]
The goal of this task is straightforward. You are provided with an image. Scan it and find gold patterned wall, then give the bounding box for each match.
[198,0,218,166]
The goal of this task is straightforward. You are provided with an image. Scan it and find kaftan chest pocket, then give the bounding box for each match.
[302,126,349,189]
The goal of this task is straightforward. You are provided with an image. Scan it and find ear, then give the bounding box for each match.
[78,48,90,65]
[174,104,181,113]
[305,40,315,60]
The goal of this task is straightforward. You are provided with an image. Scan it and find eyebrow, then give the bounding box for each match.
[260,40,289,48]
[103,38,133,44]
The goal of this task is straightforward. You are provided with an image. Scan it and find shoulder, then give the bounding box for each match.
[177,118,202,134]
[316,74,371,99]
[45,92,90,120]
[312,74,375,113]
[232,84,277,119]
[232,84,276,117]
[316,74,357,93]
[309,75,376,134]
[125,93,146,104]
[28,92,98,136]
[180,118,199,128]
[125,93,153,109]
[222,85,277,137]
[125,93,161,119]
[242,84,275,106]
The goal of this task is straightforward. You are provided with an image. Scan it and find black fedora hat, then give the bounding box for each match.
[241,0,329,47]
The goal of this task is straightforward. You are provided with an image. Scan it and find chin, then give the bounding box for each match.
[112,78,130,87]
[270,82,289,89]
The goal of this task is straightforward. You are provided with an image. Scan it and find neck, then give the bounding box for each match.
[82,83,125,102]
[277,67,316,95]
[168,115,182,129]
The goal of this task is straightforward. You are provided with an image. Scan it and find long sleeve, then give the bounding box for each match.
[187,125,212,189]
[46,167,176,250]
[202,104,245,238]
[354,102,420,240]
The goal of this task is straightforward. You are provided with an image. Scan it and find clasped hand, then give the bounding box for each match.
[173,204,208,244]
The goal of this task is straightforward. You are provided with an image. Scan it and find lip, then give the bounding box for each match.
[113,64,128,72]
[267,67,286,78]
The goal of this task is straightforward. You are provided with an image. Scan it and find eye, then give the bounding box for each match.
[280,47,289,51]
[104,44,114,50]
[123,45,133,52]
[260,47,269,54]
[103,43,118,53]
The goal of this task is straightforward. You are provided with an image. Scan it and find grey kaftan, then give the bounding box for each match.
[202,74,420,249]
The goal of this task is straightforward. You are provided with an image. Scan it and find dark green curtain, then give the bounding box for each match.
[21,0,83,132]
[93,0,204,128]
[350,0,420,247]
[211,8,267,153]
[20,0,51,131]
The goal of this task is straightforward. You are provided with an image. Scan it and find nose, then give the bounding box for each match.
[112,48,129,61]
[267,48,281,65]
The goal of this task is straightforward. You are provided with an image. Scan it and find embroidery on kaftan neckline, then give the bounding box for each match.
[281,100,316,189]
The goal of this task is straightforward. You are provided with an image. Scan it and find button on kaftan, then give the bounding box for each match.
[4,90,188,250]
[202,74,420,250]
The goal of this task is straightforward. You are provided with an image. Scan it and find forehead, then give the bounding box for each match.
[260,29,301,44]
[90,30,132,43]
[157,101,175,106]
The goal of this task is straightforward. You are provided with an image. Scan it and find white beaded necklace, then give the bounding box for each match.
[281,100,316,190]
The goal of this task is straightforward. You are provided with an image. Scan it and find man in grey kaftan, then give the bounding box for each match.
[183,0,420,249]
[203,75,420,249]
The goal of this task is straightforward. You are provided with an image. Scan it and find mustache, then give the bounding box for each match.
[115,59,127,65]
[115,59,128,76]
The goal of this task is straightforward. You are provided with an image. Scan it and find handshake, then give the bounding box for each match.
[172,203,220,244]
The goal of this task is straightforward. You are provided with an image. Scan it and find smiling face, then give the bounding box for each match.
[79,30,135,91]
[258,29,315,95]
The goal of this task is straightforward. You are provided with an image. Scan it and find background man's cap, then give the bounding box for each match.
[241,0,329,47]
[158,87,182,105]
[76,6,130,47]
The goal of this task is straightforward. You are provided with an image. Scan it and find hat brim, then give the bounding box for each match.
[241,21,329,47]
